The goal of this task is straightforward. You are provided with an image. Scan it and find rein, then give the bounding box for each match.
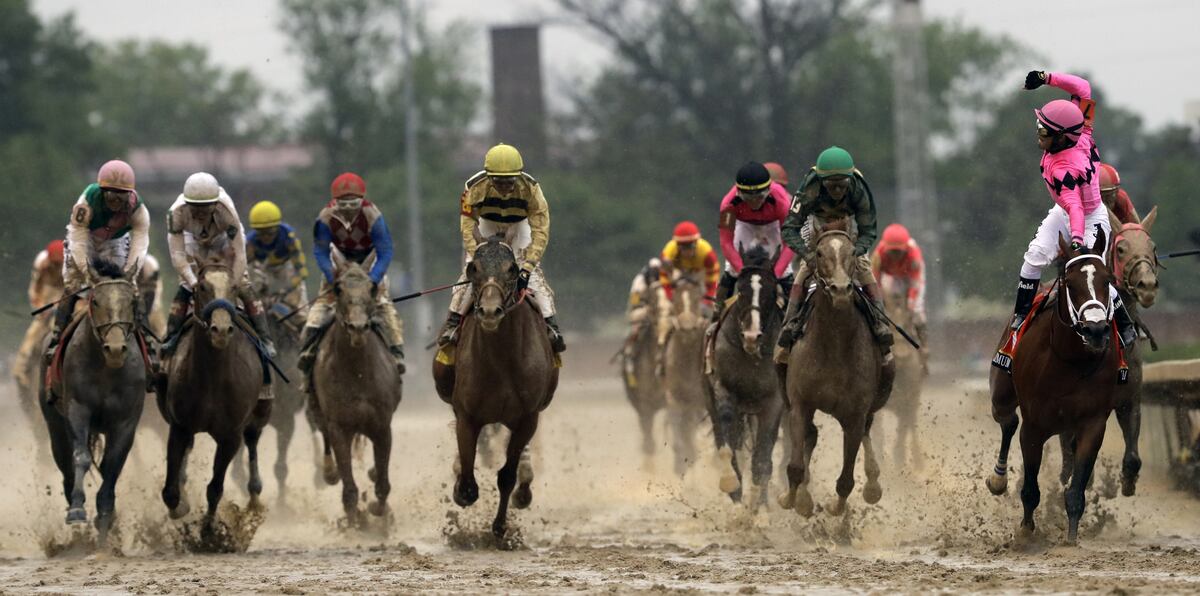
[1109,222,1157,293]
[810,229,854,294]
[1061,253,1112,329]
[473,277,525,317]
[88,278,138,343]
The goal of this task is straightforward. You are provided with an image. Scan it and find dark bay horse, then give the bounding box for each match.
[659,272,708,476]
[779,223,893,517]
[881,280,925,468]
[621,290,665,467]
[39,261,145,539]
[708,245,785,508]
[986,231,1135,542]
[312,261,403,523]
[432,239,558,538]
[158,261,270,525]
[1059,206,1159,496]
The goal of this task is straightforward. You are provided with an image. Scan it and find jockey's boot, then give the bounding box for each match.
[545,316,567,353]
[711,271,736,325]
[43,293,79,366]
[160,286,192,359]
[774,280,809,362]
[437,312,463,347]
[297,325,320,371]
[1113,296,1138,347]
[249,310,277,359]
[1008,276,1040,333]
[862,282,895,362]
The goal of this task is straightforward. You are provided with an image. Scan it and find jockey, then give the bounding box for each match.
[15,240,65,388]
[1000,71,1136,354]
[777,146,893,361]
[872,223,928,359]
[438,143,566,353]
[247,200,310,315]
[163,172,275,358]
[1098,163,1140,225]
[298,172,405,376]
[46,159,150,360]
[659,220,719,304]
[764,162,790,191]
[139,253,167,339]
[621,257,663,356]
[712,161,796,323]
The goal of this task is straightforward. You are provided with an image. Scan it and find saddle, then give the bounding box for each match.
[991,287,1128,383]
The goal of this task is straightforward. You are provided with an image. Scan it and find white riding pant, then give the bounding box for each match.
[63,236,129,292]
[449,219,556,318]
[1021,204,1111,279]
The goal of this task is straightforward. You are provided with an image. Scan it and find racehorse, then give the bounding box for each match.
[39,260,145,540]
[1059,207,1159,496]
[658,271,708,477]
[986,231,1135,542]
[881,278,925,468]
[311,261,403,524]
[621,287,665,466]
[158,260,270,526]
[707,245,785,507]
[433,239,558,538]
[779,220,894,516]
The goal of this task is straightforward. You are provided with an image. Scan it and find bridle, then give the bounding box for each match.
[88,278,137,343]
[1058,253,1113,334]
[471,242,525,317]
[1109,222,1157,293]
[194,265,238,330]
[810,229,855,293]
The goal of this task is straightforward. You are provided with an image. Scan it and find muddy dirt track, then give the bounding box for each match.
[0,360,1198,594]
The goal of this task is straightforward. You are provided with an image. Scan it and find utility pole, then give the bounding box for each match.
[891,0,943,316]
[400,0,431,340]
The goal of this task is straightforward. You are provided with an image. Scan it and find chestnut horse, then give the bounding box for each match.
[433,239,558,538]
[986,231,1135,542]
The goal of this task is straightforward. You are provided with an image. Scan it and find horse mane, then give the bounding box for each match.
[474,238,516,262]
[819,217,851,233]
[741,245,772,271]
[91,259,124,279]
[337,260,370,282]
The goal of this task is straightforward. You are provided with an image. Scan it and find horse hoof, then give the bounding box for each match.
[367,467,377,483]
[826,498,846,516]
[169,501,191,520]
[453,480,479,508]
[492,519,507,539]
[986,473,1008,496]
[795,491,814,518]
[368,500,388,517]
[717,447,740,494]
[863,482,882,505]
[513,483,533,510]
[323,464,339,486]
[778,491,795,510]
[65,508,87,525]
[248,478,263,497]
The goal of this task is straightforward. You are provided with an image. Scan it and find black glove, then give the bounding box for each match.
[1070,239,1084,252]
[517,269,531,293]
[1024,70,1047,90]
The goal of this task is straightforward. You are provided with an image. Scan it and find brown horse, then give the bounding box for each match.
[1059,207,1159,495]
[158,261,270,525]
[39,261,145,540]
[621,289,665,465]
[881,281,925,469]
[986,230,1135,542]
[432,239,558,538]
[658,272,708,477]
[779,223,893,517]
[311,261,402,523]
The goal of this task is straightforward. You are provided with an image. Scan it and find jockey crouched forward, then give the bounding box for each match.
[297,172,406,384]
[161,172,275,364]
[437,143,565,353]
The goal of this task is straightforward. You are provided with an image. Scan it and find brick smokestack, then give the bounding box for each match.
[490,25,547,169]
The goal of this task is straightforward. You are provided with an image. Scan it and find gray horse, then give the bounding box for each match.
[622,288,665,466]
[39,260,145,541]
[158,261,270,526]
[708,245,785,508]
[779,223,894,517]
[659,272,708,477]
[881,281,925,469]
[312,261,403,524]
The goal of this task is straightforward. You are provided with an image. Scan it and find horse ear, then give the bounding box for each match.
[1141,205,1158,233]
[1092,227,1107,255]
[771,245,781,266]
[1058,233,1071,257]
[465,261,477,277]
[737,241,745,258]
[1107,209,1122,234]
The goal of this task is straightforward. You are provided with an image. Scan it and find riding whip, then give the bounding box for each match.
[30,286,89,317]
[1157,248,1200,260]
[278,289,333,323]
[854,286,922,350]
[392,280,471,304]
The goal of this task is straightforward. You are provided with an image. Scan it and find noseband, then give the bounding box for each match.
[1110,222,1157,293]
[89,278,137,343]
[1060,253,1113,332]
[810,229,854,293]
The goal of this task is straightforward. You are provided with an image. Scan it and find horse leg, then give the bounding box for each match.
[513,444,535,510]
[782,407,817,517]
[274,407,296,507]
[64,404,93,524]
[94,421,137,541]
[637,407,656,459]
[1018,426,1047,535]
[711,381,742,500]
[668,405,689,477]
[321,432,338,486]
[493,414,538,538]
[986,413,1019,495]
[1115,399,1142,496]
[1058,431,1077,486]
[749,400,783,511]
[861,413,883,505]
[205,435,242,524]
[326,425,359,524]
[40,399,75,507]
[243,402,270,507]
[162,426,193,518]
[367,424,392,517]
[828,417,865,516]
[1065,417,1108,544]
[453,416,481,507]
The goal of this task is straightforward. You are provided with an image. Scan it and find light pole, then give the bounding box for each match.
[400,0,431,341]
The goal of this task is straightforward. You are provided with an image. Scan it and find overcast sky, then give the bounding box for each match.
[33,0,1200,130]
